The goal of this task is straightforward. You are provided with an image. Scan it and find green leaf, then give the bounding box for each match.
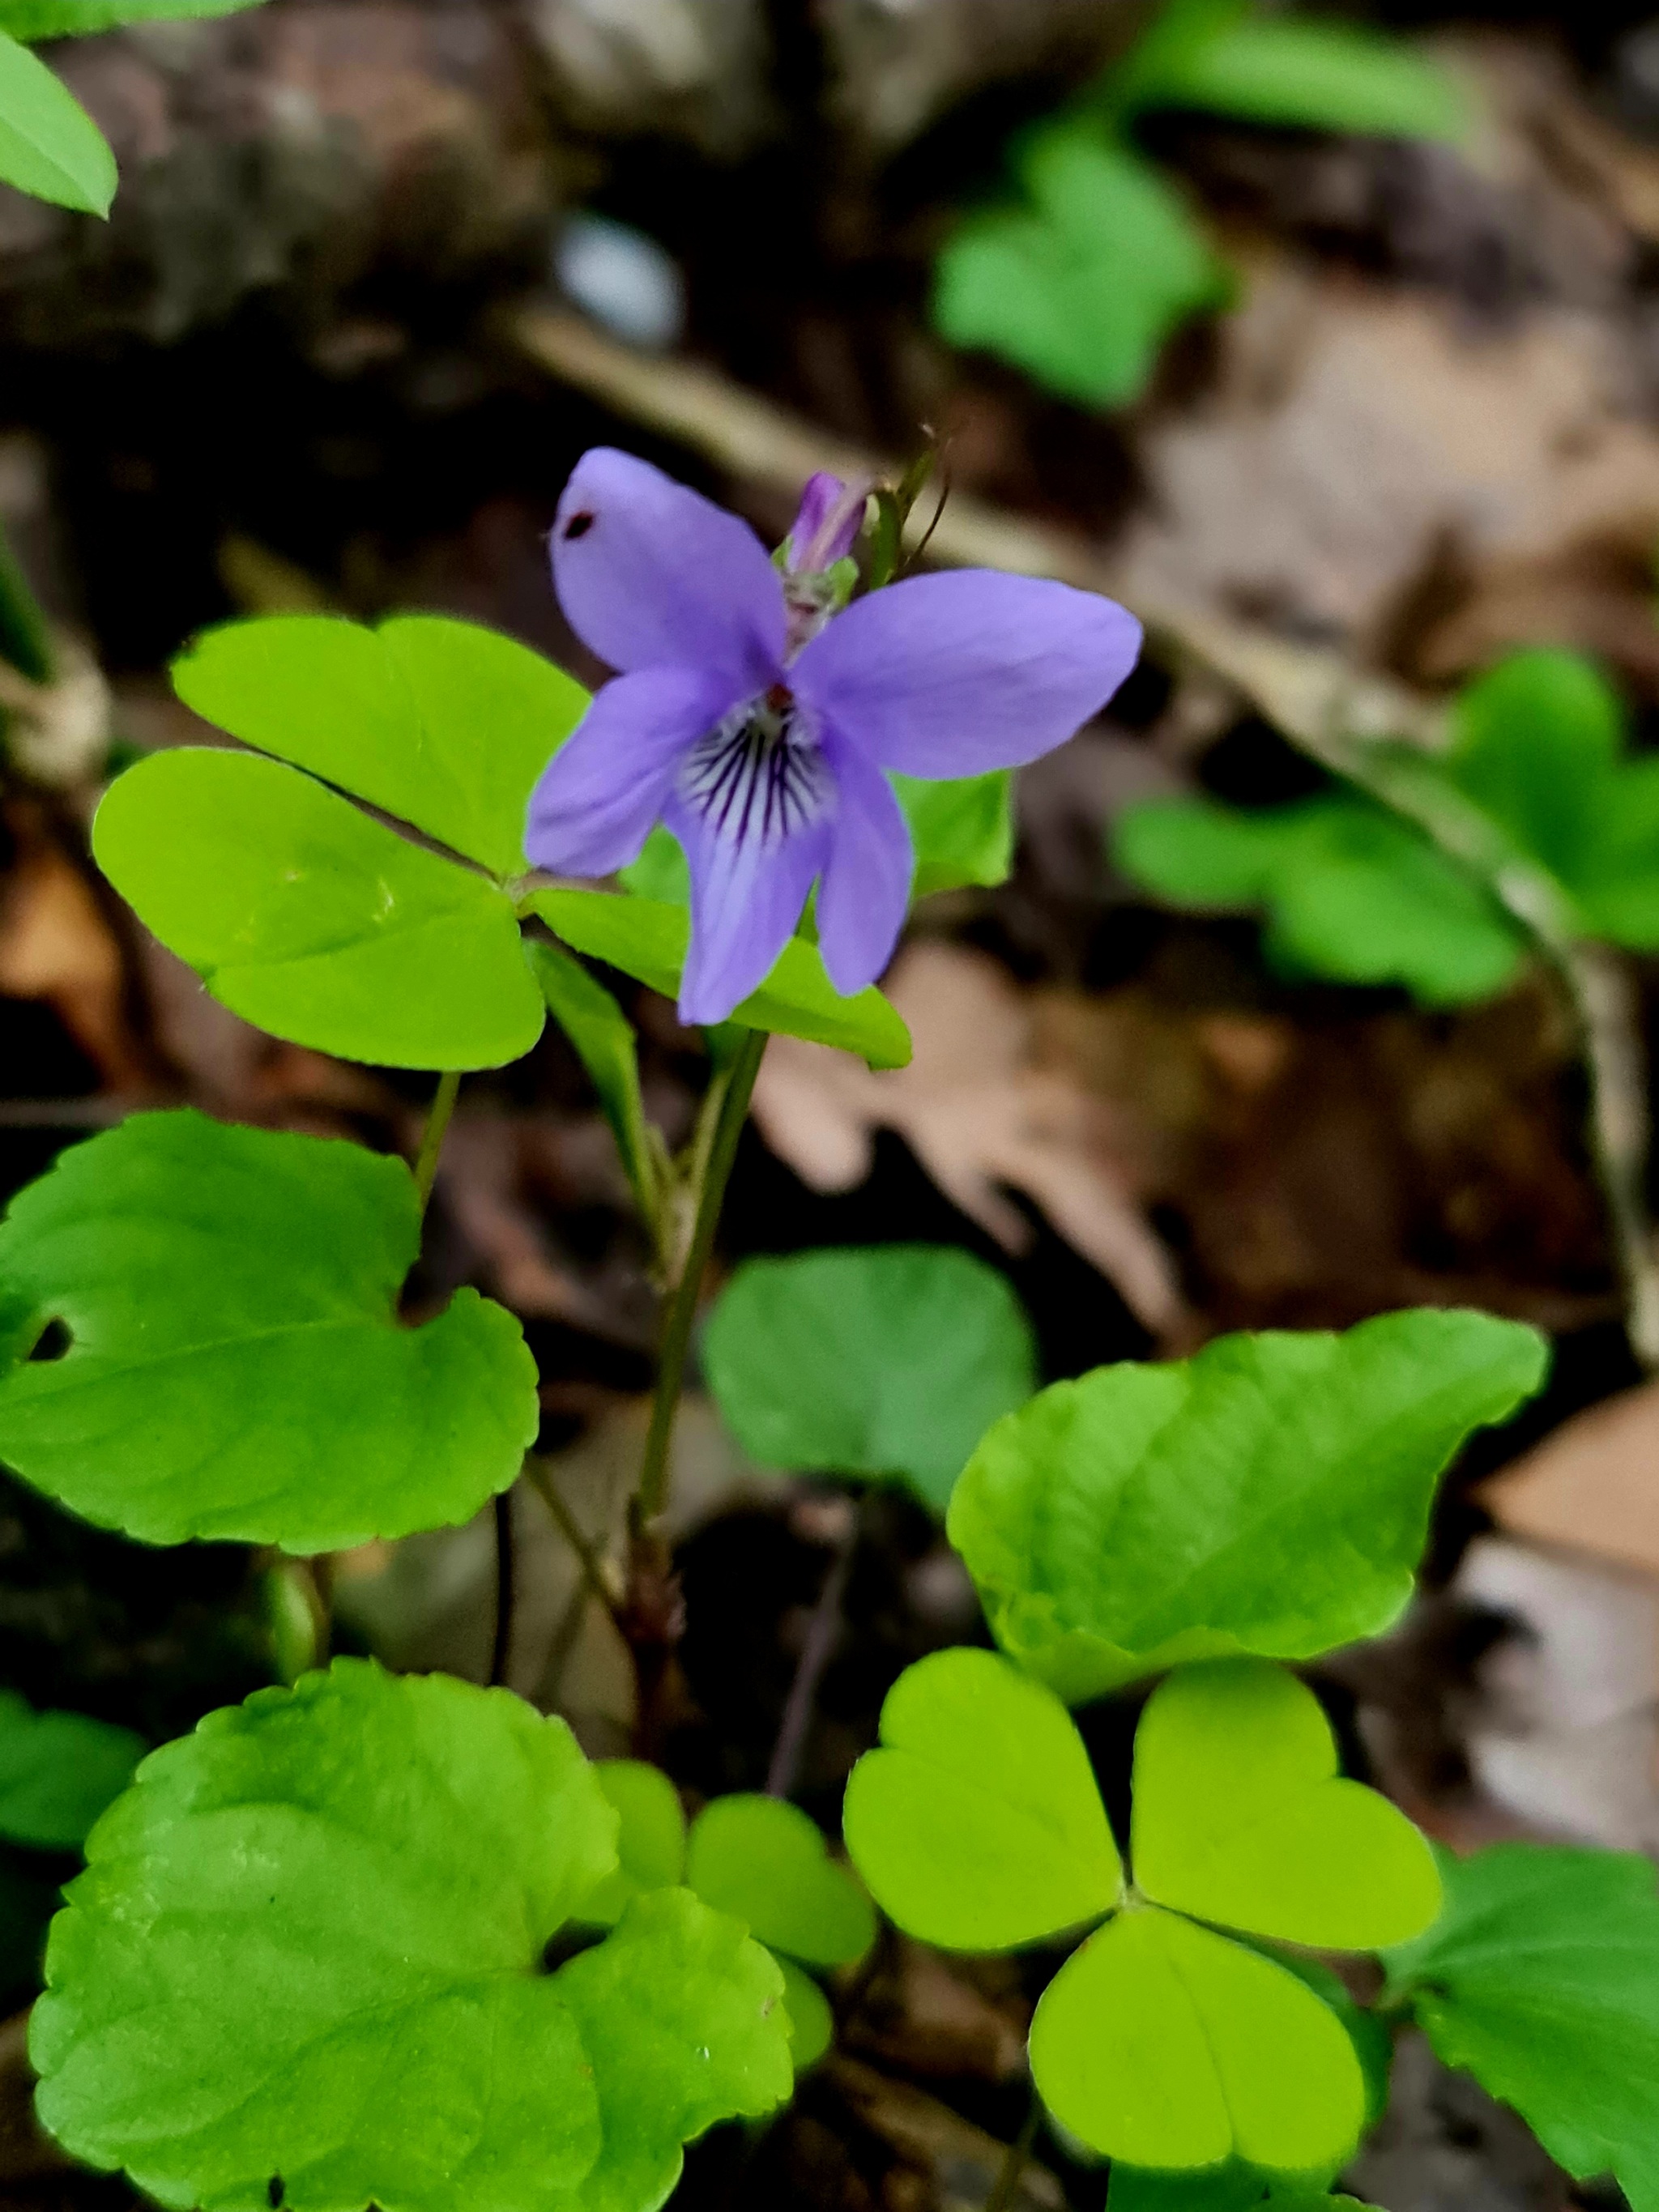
[0,1110,539,1551]
[551,1887,793,2212]
[775,1955,833,2070]
[1446,650,1626,896]
[619,826,691,906]
[1122,13,1465,139]
[947,1309,1548,1702]
[1107,2164,1269,2212]
[1030,1906,1365,2169]
[1384,1842,1659,2212]
[702,1246,1035,1511]
[523,940,657,1221]
[32,1660,619,2212]
[581,1760,687,1928]
[934,128,1227,411]
[1132,1660,1440,1950]
[1113,795,1527,1008]
[0,1693,141,1850]
[93,749,545,1071]
[172,614,589,882]
[684,1795,874,1970]
[0,0,262,34]
[842,1647,1121,1950]
[0,26,113,212]
[526,888,911,1070]
[893,772,1014,899]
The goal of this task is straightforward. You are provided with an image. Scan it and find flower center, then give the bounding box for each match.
[678,685,834,851]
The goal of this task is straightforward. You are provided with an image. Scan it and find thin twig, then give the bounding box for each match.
[413,1070,462,1211]
[488,1489,516,1688]
[766,1493,860,1801]
[984,2093,1040,2212]
[524,1459,628,1634]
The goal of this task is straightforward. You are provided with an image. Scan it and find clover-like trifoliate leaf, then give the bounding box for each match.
[94,750,545,1070]
[1029,1907,1365,2171]
[32,1660,619,2212]
[1113,795,1526,1008]
[703,1246,1034,1511]
[684,1795,873,1971]
[0,1111,538,1551]
[581,1761,688,1928]
[948,1309,1548,1702]
[0,27,113,212]
[173,614,587,883]
[551,1887,792,2212]
[842,1647,1121,1950]
[893,771,1013,899]
[0,1694,141,1851]
[1132,1661,1440,1950]
[527,888,911,1069]
[775,1955,834,2069]
[1384,1843,1659,2212]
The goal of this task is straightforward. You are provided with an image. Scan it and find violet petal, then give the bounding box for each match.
[552,446,787,686]
[665,789,832,1026]
[794,570,1143,777]
[815,734,913,996]
[525,665,733,879]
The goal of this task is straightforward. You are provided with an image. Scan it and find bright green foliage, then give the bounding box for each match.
[523,941,657,1219]
[892,770,1014,898]
[684,1795,875,1971]
[552,1888,792,2212]
[0,1694,141,1850]
[0,0,261,33]
[774,1957,834,2070]
[702,1246,1035,1511]
[582,1761,688,1927]
[936,127,1226,411]
[841,1647,1123,1950]
[619,826,691,906]
[1108,2163,1376,2211]
[171,615,585,882]
[95,750,545,1070]
[1113,794,1526,1006]
[1131,1663,1440,1949]
[1384,1843,1659,2212]
[0,1111,539,1551]
[0,27,113,211]
[527,889,912,1069]
[1030,1907,1365,2168]
[947,1308,1547,1702]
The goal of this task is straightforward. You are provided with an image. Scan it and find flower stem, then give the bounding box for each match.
[984,2093,1039,2212]
[766,1490,860,1800]
[413,1070,462,1211]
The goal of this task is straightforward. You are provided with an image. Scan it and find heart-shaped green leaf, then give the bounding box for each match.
[775,1955,834,2070]
[948,1310,1548,1701]
[0,1110,539,1551]
[703,1246,1034,1511]
[1132,1661,1440,1950]
[842,1647,1121,1950]
[552,1886,792,2212]
[0,1694,142,1851]
[172,615,587,883]
[1028,1906,1365,2170]
[684,1795,873,1970]
[32,1660,619,2212]
[526,889,911,1070]
[95,750,546,1071]
[893,771,1013,899]
[0,27,114,213]
[581,1760,688,1928]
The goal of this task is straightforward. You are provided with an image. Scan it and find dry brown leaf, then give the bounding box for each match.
[0,809,147,1089]
[1482,1379,1659,1580]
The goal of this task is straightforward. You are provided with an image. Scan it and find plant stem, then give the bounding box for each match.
[488,1489,515,1688]
[635,1027,766,1526]
[766,1491,860,1800]
[525,1458,627,1634]
[0,519,53,688]
[984,2093,1039,2212]
[413,1070,461,1211]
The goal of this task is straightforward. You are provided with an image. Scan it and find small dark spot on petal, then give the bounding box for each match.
[562,511,595,541]
[268,2177,284,2206]
[765,683,793,712]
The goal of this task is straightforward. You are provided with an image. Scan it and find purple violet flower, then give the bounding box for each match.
[527,446,1143,1025]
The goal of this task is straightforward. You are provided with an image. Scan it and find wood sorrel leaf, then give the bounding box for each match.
[702,1245,1035,1511]
[172,614,588,882]
[842,1647,1121,1950]
[0,1694,141,1850]
[581,1761,688,1928]
[94,748,545,1070]
[684,1795,873,1970]
[948,1310,1548,1702]
[550,1887,793,2212]
[893,771,1013,899]
[1383,1843,1659,2212]
[525,889,911,1069]
[774,1955,833,2069]
[1029,1907,1365,2171]
[0,1110,539,1551]
[31,1660,617,2212]
[0,28,114,212]
[1132,1660,1440,1950]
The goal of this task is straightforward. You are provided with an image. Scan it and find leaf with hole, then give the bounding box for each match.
[0,1110,539,1551]
[841,1647,1122,1950]
[0,1694,142,1851]
[94,749,545,1070]
[947,1308,1548,1700]
[703,1245,1035,1510]
[0,26,113,212]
